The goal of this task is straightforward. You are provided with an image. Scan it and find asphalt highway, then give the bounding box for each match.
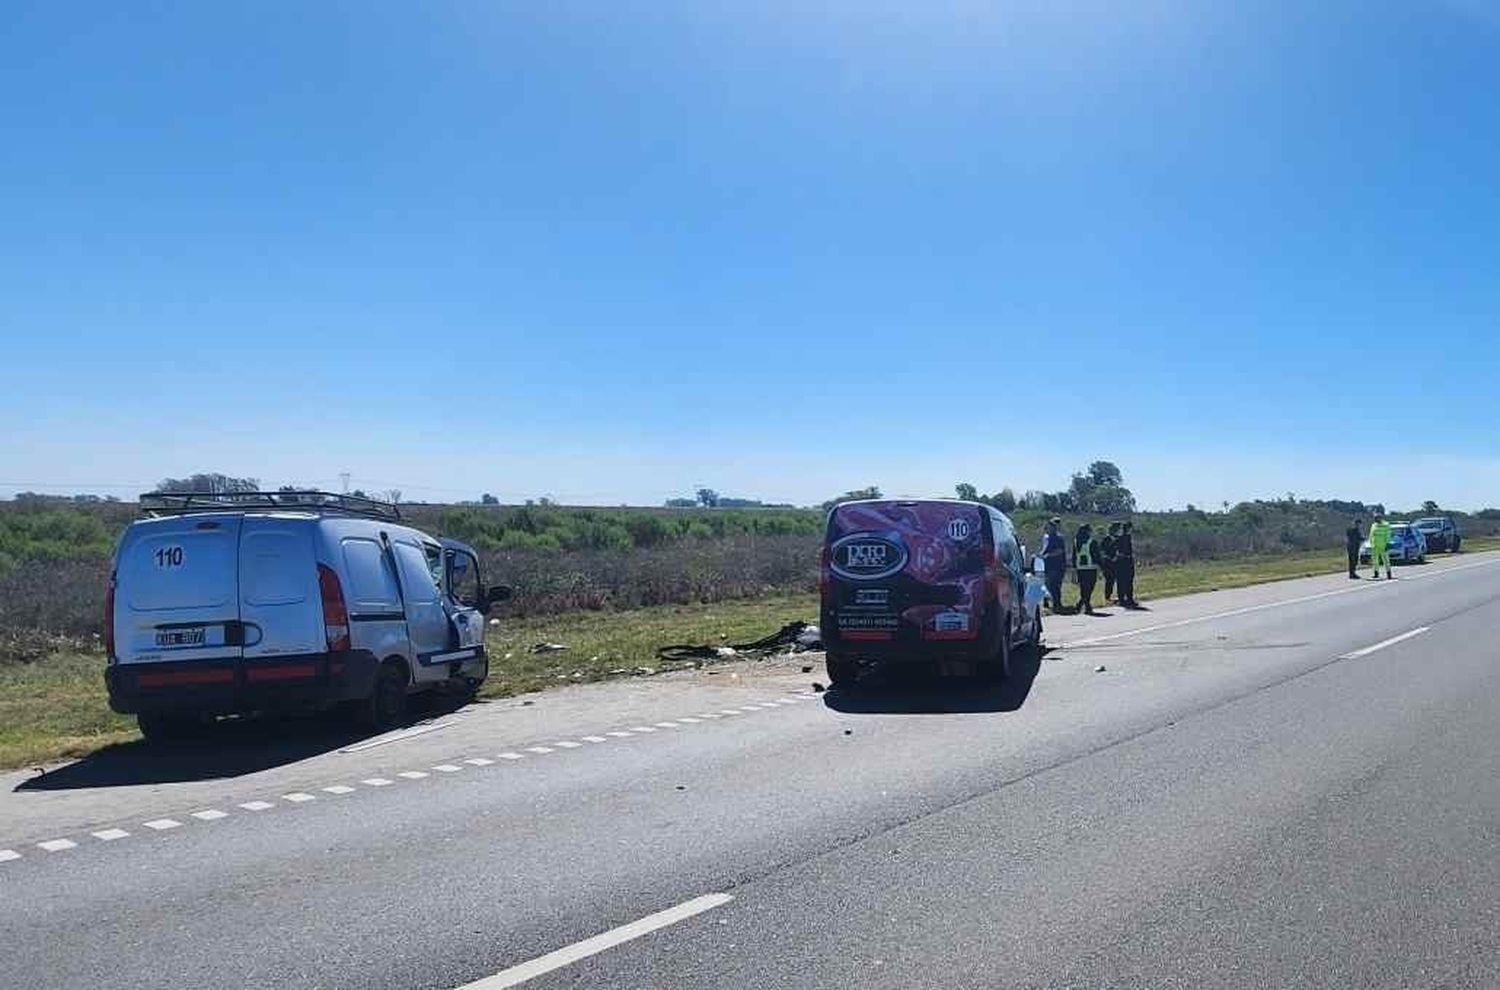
[3,552,1499,989]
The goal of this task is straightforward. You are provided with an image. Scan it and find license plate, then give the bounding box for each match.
[156,628,206,648]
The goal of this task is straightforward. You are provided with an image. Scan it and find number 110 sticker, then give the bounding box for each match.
[947,519,971,540]
[154,545,185,568]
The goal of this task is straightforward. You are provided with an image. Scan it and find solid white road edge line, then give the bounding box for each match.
[337,720,452,753]
[459,893,734,990]
[1342,626,1430,659]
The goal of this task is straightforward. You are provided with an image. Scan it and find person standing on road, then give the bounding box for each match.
[1346,518,1364,579]
[1073,523,1101,615]
[1115,521,1138,608]
[1100,521,1121,602]
[1040,518,1068,614]
[1369,511,1394,580]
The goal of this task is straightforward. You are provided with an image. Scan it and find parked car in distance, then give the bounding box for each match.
[819,498,1043,688]
[1359,522,1427,565]
[105,491,511,741]
[1412,516,1461,553]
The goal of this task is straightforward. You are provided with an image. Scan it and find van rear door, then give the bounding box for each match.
[238,516,323,659]
[115,515,244,664]
[825,501,988,643]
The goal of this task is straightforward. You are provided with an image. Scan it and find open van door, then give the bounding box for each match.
[114,514,245,665]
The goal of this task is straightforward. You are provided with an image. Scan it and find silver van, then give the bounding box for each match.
[105,491,510,740]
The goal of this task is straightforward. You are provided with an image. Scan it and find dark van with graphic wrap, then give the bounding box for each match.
[819,499,1043,687]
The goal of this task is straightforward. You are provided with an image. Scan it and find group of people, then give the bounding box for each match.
[1346,511,1395,580]
[1038,518,1140,615]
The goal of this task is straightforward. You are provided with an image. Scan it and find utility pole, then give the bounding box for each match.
[339,472,351,495]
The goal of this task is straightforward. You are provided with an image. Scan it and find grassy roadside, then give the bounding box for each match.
[4,540,1496,769]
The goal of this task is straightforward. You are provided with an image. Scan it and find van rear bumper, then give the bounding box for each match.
[106,649,380,716]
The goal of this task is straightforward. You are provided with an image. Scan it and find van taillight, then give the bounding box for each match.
[318,564,351,653]
[819,546,831,596]
[981,545,998,599]
[103,573,116,660]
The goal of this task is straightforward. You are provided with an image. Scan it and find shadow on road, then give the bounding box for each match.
[821,645,1048,715]
[14,693,479,792]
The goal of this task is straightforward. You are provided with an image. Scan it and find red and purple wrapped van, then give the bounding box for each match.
[819,499,1043,687]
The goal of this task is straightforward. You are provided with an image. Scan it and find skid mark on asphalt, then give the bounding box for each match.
[0,692,819,870]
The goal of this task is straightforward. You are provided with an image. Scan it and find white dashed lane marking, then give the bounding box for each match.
[4,686,821,870]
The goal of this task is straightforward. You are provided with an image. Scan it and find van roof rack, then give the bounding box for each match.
[139,490,402,522]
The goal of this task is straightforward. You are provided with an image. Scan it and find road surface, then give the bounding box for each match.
[3,552,1499,989]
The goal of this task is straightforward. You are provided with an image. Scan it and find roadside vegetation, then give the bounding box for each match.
[3,538,1495,769]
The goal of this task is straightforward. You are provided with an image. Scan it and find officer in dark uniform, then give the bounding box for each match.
[1040,518,1068,613]
[1099,522,1121,603]
[1115,521,1138,608]
[1345,518,1364,579]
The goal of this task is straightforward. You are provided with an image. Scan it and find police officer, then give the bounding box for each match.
[1115,520,1138,608]
[1100,521,1121,602]
[1040,518,1068,613]
[1345,518,1364,579]
[1073,523,1101,615]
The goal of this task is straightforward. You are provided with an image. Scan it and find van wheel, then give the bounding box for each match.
[826,653,857,689]
[137,713,205,744]
[987,624,1014,682]
[365,662,409,730]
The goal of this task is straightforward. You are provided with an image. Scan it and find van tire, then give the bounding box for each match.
[137,713,205,744]
[984,621,1013,683]
[364,660,409,730]
[826,653,857,689]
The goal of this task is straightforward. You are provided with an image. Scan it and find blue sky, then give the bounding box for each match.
[3,1,1499,509]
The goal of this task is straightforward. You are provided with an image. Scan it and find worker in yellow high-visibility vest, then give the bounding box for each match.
[1368,511,1394,580]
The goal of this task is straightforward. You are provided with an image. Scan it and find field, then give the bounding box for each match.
[6,539,1494,769]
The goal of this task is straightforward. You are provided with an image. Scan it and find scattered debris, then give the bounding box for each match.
[488,618,501,627]
[531,642,569,654]
[801,665,813,673]
[1094,664,1107,673]
[503,652,514,660]
[635,666,656,676]
[795,624,822,648]
[843,728,852,736]
[812,682,826,693]
[657,621,818,664]
[675,784,687,791]
[609,668,628,675]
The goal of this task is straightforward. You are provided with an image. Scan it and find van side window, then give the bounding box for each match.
[447,550,481,607]
[393,543,440,604]
[341,538,402,611]
[422,544,444,588]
